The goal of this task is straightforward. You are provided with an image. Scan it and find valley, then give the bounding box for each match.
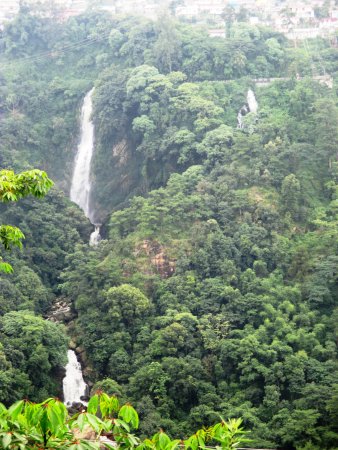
[0,5,337,449]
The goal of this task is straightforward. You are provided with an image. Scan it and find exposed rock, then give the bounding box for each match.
[112,139,129,167]
[73,426,116,449]
[76,346,85,354]
[73,424,95,441]
[100,436,117,448]
[83,366,95,380]
[52,365,66,400]
[45,297,76,323]
[67,401,87,416]
[69,339,77,350]
[135,239,176,278]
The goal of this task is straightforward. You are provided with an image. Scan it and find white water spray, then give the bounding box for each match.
[63,350,88,406]
[247,89,258,114]
[70,88,101,244]
[89,225,101,246]
[64,89,101,406]
[237,89,258,128]
[70,88,95,220]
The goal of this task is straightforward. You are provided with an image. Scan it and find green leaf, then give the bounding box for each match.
[2,433,12,449]
[8,400,24,420]
[85,413,102,433]
[99,393,110,418]
[76,412,86,432]
[87,395,99,415]
[0,261,13,273]
[113,418,130,432]
[119,404,139,428]
[158,431,170,449]
[184,435,198,450]
[104,444,116,450]
[168,439,180,450]
[108,396,119,416]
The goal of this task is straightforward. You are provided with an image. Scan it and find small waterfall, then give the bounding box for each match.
[70,88,101,244]
[90,225,101,246]
[63,350,88,406]
[237,105,248,129]
[237,89,258,128]
[247,88,258,114]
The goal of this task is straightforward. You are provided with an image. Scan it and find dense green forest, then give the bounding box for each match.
[0,6,337,450]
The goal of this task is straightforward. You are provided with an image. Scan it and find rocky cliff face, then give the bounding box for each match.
[91,138,146,223]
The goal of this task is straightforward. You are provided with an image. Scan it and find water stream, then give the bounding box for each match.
[237,88,258,129]
[63,350,88,406]
[63,88,102,405]
[70,88,101,243]
[89,225,101,246]
[247,88,258,113]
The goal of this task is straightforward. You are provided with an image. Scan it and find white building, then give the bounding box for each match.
[176,0,226,19]
[0,0,20,22]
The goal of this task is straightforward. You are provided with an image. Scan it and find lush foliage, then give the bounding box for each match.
[0,6,337,450]
[0,169,53,272]
[0,394,248,449]
[0,169,90,399]
[63,52,338,450]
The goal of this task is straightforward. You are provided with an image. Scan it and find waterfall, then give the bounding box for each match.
[63,89,101,406]
[237,89,258,128]
[70,88,95,219]
[70,88,101,243]
[63,350,88,406]
[237,105,248,129]
[247,88,258,114]
[90,225,101,246]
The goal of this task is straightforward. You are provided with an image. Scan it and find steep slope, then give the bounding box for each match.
[0,8,337,449]
[61,78,338,448]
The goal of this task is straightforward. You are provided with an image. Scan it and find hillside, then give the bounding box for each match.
[0,7,337,450]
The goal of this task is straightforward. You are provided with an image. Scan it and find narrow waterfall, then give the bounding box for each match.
[237,104,248,129]
[237,88,258,128]
[247,88,258,114]
[70,88,101,243]
[64,89,101,405]
[70,88,95,220]
[63,350,88,406]
[89,225,101,246]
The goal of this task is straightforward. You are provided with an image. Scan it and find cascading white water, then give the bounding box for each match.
[63,350,88,406]
[89,225,101,246]
[247,88,258,114]
[237,105,248,129]
[70,88,95,220]
[70,88,101,243]
[64,89,101,405]
[237,89,258,128]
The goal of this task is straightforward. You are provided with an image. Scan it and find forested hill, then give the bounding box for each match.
[0,7,337,450]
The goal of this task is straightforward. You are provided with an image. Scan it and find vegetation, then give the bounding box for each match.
[0,394,248,449]
[0,168,74,403]
[0,169,53,273]
[0,5,337,450]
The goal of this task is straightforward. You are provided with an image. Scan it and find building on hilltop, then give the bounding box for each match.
[0,0,20,23]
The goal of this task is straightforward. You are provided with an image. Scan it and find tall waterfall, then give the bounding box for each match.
[70,88,101,245]
[70,88,95,220]
[63,350,88,406]
[64,89,100,406]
